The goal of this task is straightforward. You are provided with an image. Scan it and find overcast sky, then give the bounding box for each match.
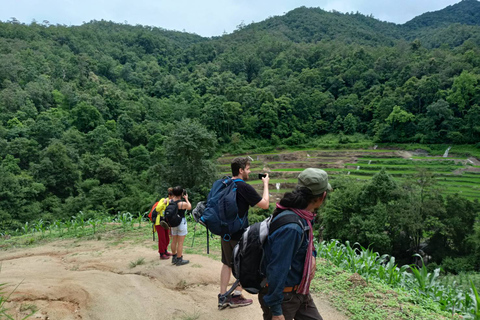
[0,0,463,37]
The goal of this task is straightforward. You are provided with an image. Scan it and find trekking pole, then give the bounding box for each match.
[190,212,197,247]
[206,229,210,254]
[191,222,196,247]
[221,279,240,299]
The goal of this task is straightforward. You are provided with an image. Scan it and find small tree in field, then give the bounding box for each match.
[162,118,218,197]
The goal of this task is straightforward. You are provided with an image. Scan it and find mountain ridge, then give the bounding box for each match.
[215,0,480,49]
[404,0,480,30]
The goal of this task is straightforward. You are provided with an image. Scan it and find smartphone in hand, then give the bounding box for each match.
[258,173,267,179]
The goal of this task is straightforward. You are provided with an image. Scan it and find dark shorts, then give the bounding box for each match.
[258,292,323,320]
[221,238,239,267]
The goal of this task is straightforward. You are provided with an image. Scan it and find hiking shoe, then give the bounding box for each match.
[172,254,177,264]
[229,294,253,308]
[160,253,169,260]
[175,256,189,266]
[218,294,231,310]
[164,251,173,256]
[160,220,169,230]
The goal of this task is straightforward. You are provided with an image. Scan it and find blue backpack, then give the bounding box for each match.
[200,177,247,241]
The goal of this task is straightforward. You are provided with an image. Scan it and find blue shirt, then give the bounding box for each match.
[262,210,311,316]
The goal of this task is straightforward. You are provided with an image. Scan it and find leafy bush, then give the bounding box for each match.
[441,256,477,273]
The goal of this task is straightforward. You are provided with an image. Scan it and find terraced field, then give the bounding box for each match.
[217,148,480,202]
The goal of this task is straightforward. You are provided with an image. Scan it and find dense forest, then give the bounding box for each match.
[1,0,480,269]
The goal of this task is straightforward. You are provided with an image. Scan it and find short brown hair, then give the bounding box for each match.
[167,187,173,196]
[231,157,250,176]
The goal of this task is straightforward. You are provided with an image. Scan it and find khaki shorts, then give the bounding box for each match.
[221,238,239,267]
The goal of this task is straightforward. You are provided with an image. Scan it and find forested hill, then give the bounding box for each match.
[221,0,480,47]
[404,0,480,30]
[1,1,480,231]
[225,7,402,46]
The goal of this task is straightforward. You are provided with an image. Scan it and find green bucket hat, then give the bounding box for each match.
[297,168,332,195]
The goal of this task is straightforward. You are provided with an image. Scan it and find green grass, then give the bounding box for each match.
[271,168,344,172]
[356,158,458,165]
[411,156,468,160]
[437,180,480,187]
[345,164,457,172]
[436,177,480,184]
[464,171,480,175]
[312,259,459,320]
[129,257,146,268]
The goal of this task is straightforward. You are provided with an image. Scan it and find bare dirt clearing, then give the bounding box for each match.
[1,234,347,320]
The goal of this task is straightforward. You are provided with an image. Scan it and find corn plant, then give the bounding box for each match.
[52,220,63,236]
[0,231,10,240]
[64,219,73,234]
[21,222,31,235]
[376,256,409,287]
[317,239,480,319]
[469,281,480,320]
[47,222,53,236]
[116,212,133,231]
[76,212,87,235]
[136,213,144,229]
[71,219,79,236]
[409,254,441,295]
[34,219,46,238]
[87,219,99,235]
[99,215,109,231]
[354,244,387,282]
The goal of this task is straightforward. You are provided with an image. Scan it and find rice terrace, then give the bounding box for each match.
[218,146,480,202]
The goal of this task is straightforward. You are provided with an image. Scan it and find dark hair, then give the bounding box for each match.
[172,186,183,197]
[167,187,174,196]
[231,157,250,176]
[272,187,322,216]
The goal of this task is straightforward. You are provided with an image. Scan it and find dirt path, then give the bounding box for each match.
[0,236,347,320]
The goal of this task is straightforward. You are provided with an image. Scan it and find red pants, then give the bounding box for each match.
[155,225,170,254]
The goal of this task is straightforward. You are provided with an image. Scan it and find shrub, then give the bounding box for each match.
[441,256,477,274]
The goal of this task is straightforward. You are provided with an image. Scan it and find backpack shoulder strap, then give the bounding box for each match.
[270,211,308,252]
[270,212,305,235]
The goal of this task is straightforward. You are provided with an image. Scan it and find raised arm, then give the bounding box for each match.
[255,173,270,209]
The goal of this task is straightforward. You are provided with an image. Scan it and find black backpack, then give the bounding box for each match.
[232,212,306,294]
[164,200,182,228]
